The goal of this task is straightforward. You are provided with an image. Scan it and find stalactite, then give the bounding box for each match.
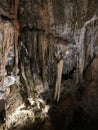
[44,35,49,82]
[40,33,48,82]
[34,31,37,62]
[54,59,64,101]
[0,21,4,79]
[1,21,14,87]
[78,26,86,76]
[39,5,50,33]
[38,33,42,67]
[33,31,40,75]
[9,0,19,76]
[13,20,19,76]
[10,0,19,19]
[13,0,19,76]
[48,35,55,85]
[83,0,88,15]
[78,15,97,76]
[0,0,19,87]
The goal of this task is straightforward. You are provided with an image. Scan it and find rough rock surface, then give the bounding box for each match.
[0,0,98,130]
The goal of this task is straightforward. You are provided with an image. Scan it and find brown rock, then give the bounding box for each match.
[5,84,35,130]
[81,82,98,121]
[84,58,98,82]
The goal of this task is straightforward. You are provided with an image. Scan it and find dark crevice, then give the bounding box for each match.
[62,67,75,80]
[0,99,5,124]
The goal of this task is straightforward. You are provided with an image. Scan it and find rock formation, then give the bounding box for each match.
[0,0,98,130]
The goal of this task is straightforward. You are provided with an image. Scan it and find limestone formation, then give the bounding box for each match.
[0,0,98,130]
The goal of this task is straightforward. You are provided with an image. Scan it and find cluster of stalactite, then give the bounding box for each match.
[0,19,14,87]
[17,0,98,101]
[78,15,98,76]
[0,0,98,101]
[0,0,19,88]
[18,29,58,99]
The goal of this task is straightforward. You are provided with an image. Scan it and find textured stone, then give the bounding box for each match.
[0,0,98,129]
[5,84,35,130]
[84,58,98,82]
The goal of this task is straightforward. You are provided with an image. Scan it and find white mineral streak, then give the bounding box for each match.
[28,97,50,119]
[0,76,15,88]
[74,15,98,75]
[0,75,19,99]
[0,76,19,88]
[28,97,50,115]
[42,105,50,118]
[6,104,35,129]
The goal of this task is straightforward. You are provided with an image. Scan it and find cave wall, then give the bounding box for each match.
[17,0,98,100]
[17,1,98,129]
[0,0,98,129]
